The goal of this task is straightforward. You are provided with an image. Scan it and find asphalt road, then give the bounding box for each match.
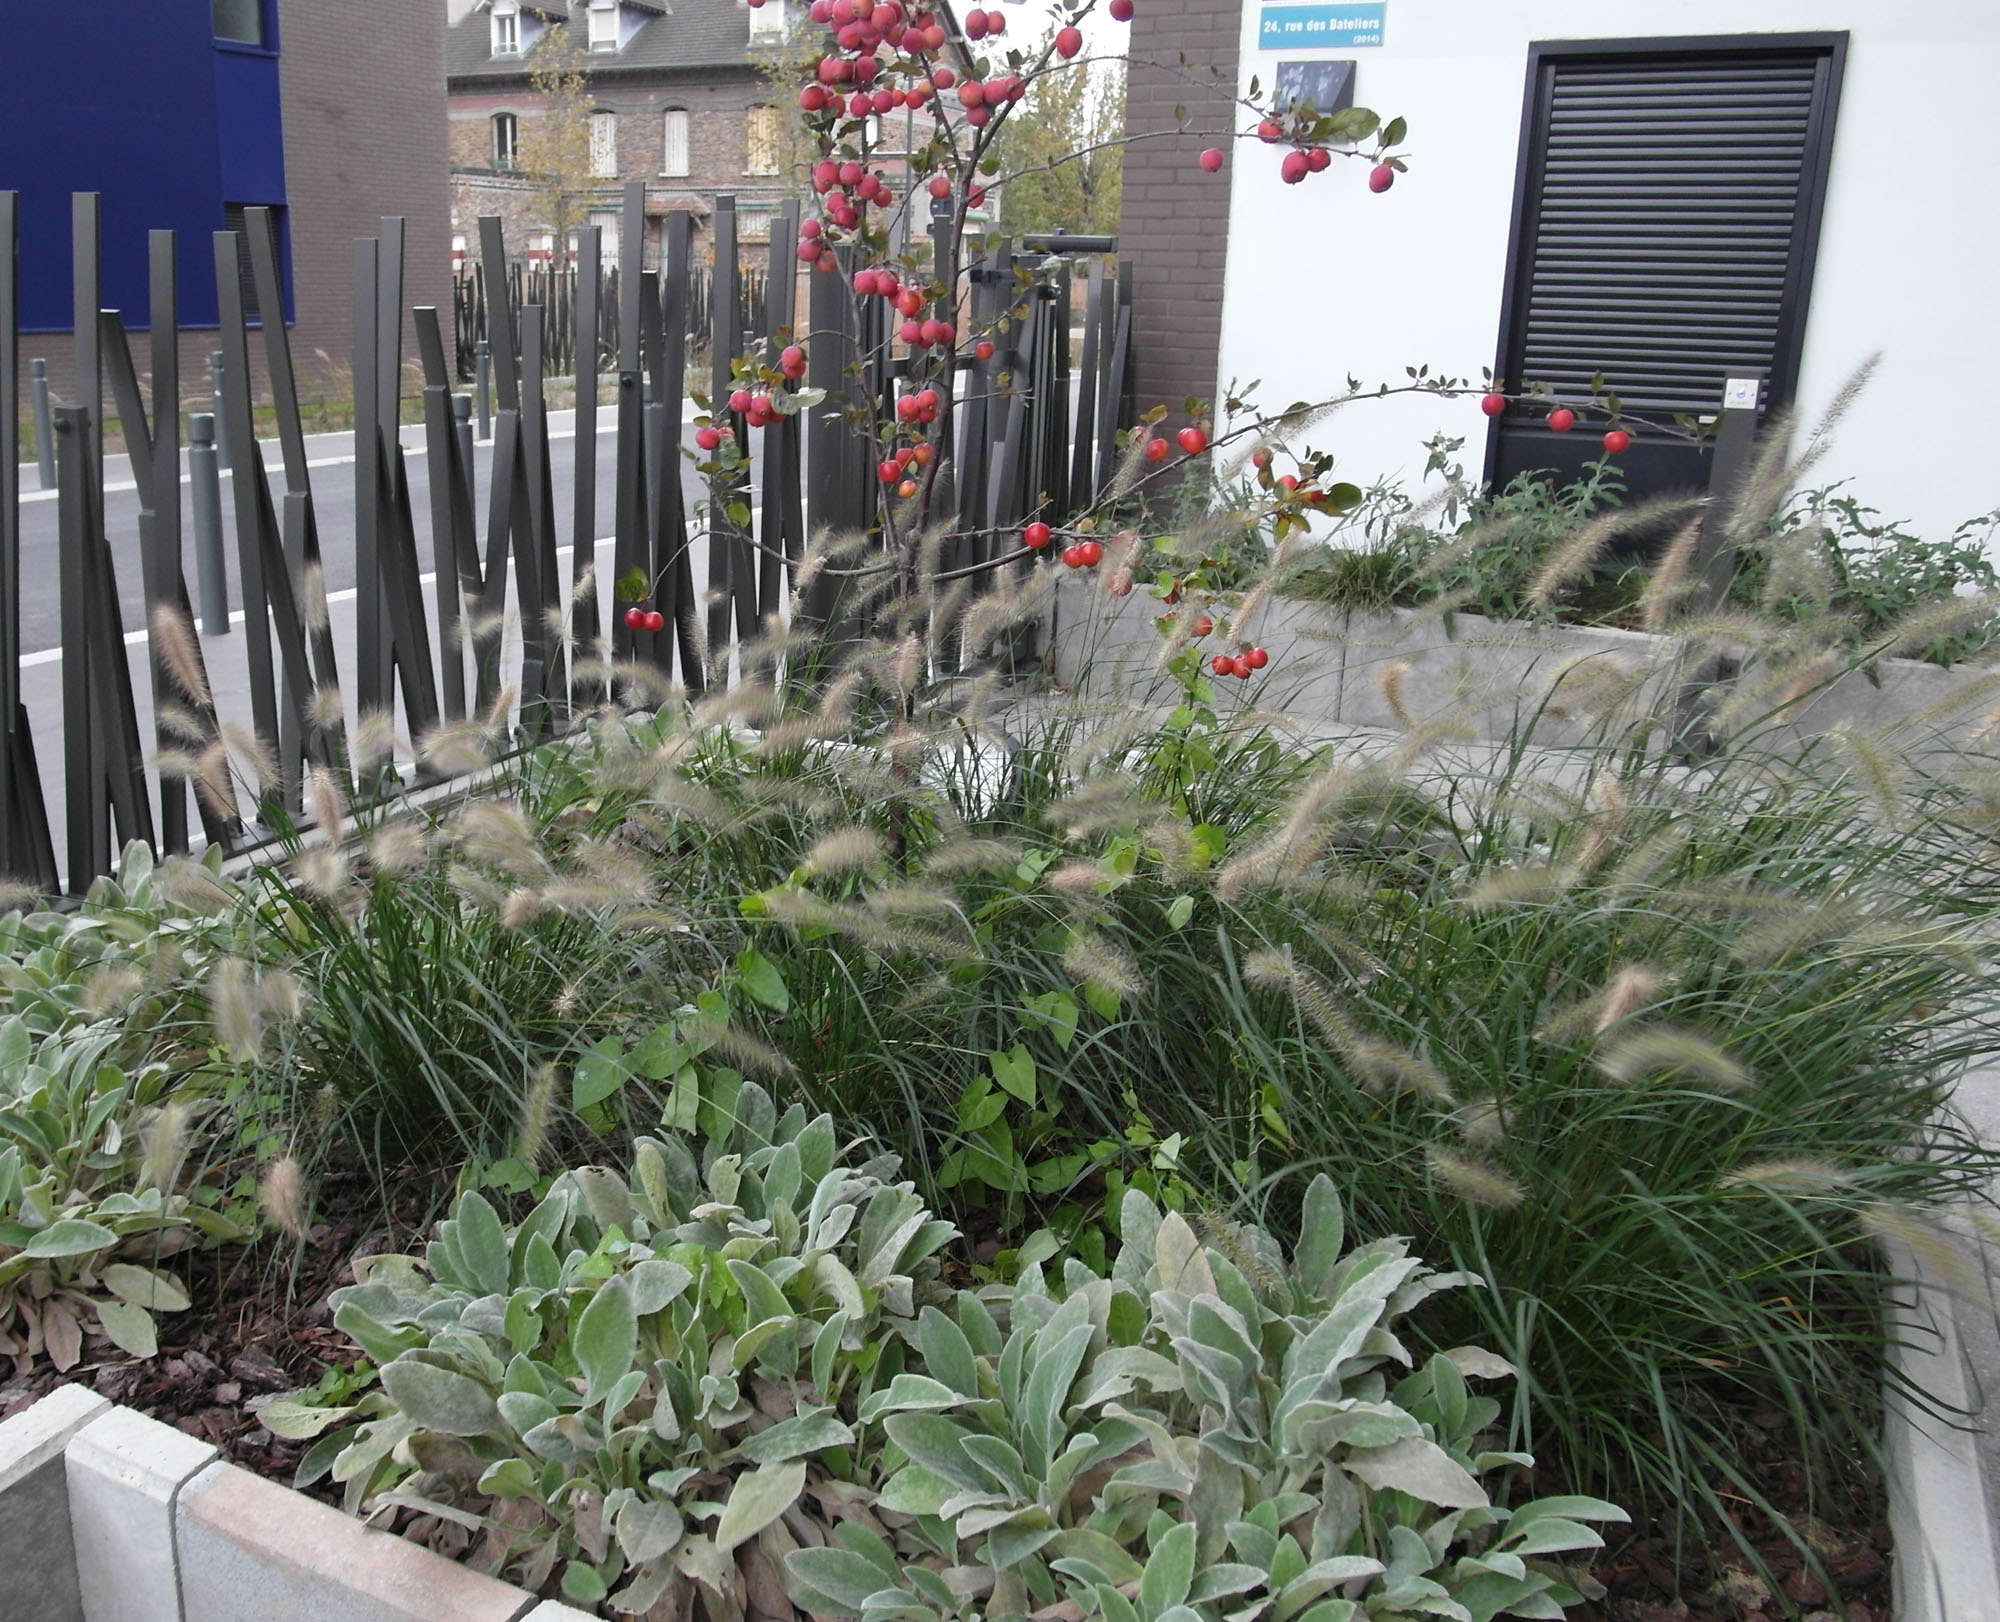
[10,409,733,657]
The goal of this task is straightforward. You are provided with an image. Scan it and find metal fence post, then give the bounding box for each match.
[475,338,491,441]
[208,349,228,470]
[1690,372,1765,614]
[188,413,230,635]
[453,391,475,507]
[28,358,54,490]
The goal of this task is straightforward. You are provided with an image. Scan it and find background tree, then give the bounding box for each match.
[754,18,830,200]
[995,60,1126,237]
[518,25,596,248]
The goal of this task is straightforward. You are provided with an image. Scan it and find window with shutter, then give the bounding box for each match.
[590,111,619,179]
[662,109,690,177]
[1487,34,1845,496]
[745,107,780,176]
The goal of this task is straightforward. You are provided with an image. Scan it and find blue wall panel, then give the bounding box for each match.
[0,0,289,331]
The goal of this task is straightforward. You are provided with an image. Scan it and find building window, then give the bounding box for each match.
[590,209,622,267]
[493,112,520,169]
[749,0,788,44]
[1486,33,1846,498]
[745,106,780,176]
[588,0,621,51]
[662,109,690,177]
[590,111,619,178]
[212,0,264,46]
[222,203,289,326]
[491,3,521,57]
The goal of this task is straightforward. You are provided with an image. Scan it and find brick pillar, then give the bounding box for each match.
[279,0,454,399]
[1116,0,1240,430]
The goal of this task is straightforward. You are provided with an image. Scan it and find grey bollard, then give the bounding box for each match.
[188,414,231,636]
[475,339,491,442]
[209,350,229,470]
[29,358,55,491]
[453,392,475,504]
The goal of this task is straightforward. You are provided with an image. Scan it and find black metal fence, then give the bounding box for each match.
[453,257,772,383]
[0,181,1135,896]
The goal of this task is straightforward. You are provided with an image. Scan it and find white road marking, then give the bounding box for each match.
[15,431,595,504]
[13,520,754,668]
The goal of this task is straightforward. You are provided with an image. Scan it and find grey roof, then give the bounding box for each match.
[446,0,763,82]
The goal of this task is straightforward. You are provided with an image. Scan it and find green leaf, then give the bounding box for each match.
[1020,1322,1092,1477]
[734,947,790,1013]
[101,1262,191,1313]
[713,1458,806,1553]
[787,1547,897,1612]
[990,1046,1037,1106]
[1082,982,1121,1022]
[918,1305,980,1398]
[380,1359,501,1437]
[478,1457,539,1497]
[1140,1522,1197,1615]
[573,1036,631,1112]
[562,1560,609,1604]
[256,1398,358,1440]
[452,1191,511,1298]
[575,1274,638,1405]
[1382,115,1407,146]
[882,1412,986,1490]
[1020,991,1078,1052]
[94,1298,157,1358]
[1503,1495,1629,1529]
[732,1412,855,1464]
[876,1464,958,1517]
[616,1497,685,1564]
[631,1024,688,1081]
[1344,1436,1489,1509]
[23,1218,116,1258]
[1295,1174,1345,1300]
[1166,894,1195,931]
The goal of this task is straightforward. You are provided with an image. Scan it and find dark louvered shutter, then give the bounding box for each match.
[1486,36,1845,499]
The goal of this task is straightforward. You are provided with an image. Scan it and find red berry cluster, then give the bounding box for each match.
[623,604,667,633]
[877,419,937,498]
[1174,607,1266,679]
[1535,403,1633,454]
[1061,539,1104,569]
[851,269,959,347]
[1250,117,1394,193]
[1135,424,1208,464]
[1210,648,1268,679]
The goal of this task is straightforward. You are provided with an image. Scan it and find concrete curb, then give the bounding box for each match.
[1882,1237,2000,1622]
[0,1394,597,1622]
[1054,593,2000,750]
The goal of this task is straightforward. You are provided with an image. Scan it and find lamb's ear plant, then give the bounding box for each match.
[316,1125,1624,1620]
[0,1018,247,1365]
[812,1179,1622,1622]
[309,1090,957,1613]
[0,841,254,1370]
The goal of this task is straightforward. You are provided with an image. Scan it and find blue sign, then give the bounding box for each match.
[1258,3,1385,50]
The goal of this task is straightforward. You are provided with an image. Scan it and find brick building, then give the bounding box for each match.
[447,0,805,266]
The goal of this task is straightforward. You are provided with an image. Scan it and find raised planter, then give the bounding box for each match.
[1053,592,2000,750]
[1883,1237,2000,1622]
[0,1388,591,1622]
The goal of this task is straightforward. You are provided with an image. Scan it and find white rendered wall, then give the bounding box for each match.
[1215,1,2000,543]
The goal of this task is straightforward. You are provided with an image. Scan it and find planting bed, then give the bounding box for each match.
[0,1178,1924,1622]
